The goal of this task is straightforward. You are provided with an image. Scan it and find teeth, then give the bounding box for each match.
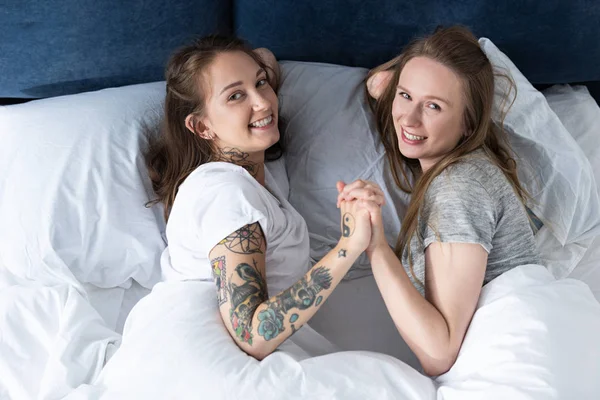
[404,130,425,141]
[250,115,273,128]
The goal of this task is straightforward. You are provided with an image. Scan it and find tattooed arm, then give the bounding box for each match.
[209,201,371,360]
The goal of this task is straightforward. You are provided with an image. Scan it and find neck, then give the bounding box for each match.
[216,147,266,185]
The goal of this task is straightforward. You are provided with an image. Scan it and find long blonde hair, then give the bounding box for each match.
[146,35,281,221]
[367,26,526,285]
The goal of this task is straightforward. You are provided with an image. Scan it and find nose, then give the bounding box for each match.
[400,103,421,127]
[251,90,271,111]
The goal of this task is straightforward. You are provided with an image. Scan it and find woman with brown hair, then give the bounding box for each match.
[146,35,379,360]
[337,26,541,376]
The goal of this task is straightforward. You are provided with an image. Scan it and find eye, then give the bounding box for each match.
[228,92,244,101]
[399,92,411,100]
[256,78,268,88]
[428,103,441,111]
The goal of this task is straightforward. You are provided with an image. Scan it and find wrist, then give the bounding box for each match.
[336,238,363,259]
[366,242,390,260]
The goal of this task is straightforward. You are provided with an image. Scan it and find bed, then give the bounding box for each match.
[1,1,600,399]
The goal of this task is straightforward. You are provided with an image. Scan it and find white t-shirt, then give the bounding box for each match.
[160,158,339,359]
[160,160,311,296]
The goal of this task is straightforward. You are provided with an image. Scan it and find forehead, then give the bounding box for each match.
[204,51,261,90]
[399,56,463,100]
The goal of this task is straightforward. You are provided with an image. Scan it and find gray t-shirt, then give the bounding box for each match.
[402,151,541,294]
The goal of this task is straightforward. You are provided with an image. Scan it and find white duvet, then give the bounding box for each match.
[0,269,120,400]
[47,264,597,400]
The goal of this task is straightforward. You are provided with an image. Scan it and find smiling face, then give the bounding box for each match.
[198,51,279,158]
[392,56,466,172]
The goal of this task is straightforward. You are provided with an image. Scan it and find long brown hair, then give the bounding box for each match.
[146,35,281,221]
[367,26,526,286]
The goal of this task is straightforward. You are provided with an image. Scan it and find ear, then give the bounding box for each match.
[185,114,213,140]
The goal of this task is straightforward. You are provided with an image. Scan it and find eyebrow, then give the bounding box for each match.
[397,84,453,106]
[219,68,266,95]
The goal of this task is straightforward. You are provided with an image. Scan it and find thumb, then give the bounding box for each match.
[336,181,346,193]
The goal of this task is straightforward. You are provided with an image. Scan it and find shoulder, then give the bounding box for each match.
[182,162,258,192]
[174,162,266,215]
[423,151,504,222]
[428,151,505,198]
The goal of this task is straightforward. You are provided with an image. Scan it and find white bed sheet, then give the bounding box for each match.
[115,280,151,334]
[0,269,120,399]
[63,264,600,400]
[83,281,151,335]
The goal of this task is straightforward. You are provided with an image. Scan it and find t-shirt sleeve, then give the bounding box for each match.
[419,167,496,253]
[189,172,268,259]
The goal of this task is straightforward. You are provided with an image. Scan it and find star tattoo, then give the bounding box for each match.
[338,249,347,258]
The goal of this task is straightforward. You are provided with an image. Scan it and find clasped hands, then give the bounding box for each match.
[336,180,388,255]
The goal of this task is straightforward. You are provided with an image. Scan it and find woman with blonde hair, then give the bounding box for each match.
[337,26,541,376]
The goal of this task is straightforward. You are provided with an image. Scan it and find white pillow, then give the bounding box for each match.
[0,82,167,288]
[543,84,600,298]
[543,85,600,189]
[480,38,600,248]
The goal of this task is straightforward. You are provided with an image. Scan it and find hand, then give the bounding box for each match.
[337,180,388,254]
[336,180,385,208]
[366,70,393,100]
[338,198,372,254]
[253,48,281,92]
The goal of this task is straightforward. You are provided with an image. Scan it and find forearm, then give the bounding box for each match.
[369,245,455,375]
[244,241,359,360]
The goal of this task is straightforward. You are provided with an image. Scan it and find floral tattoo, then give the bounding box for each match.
[257,266,333,341]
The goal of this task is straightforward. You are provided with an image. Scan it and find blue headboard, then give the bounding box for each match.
[0,0,231,99]
[2,0,599,101]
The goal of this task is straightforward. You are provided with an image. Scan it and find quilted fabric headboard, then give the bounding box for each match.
[235,0,600,85]
[1,0,599,99]
[0,0,231,98]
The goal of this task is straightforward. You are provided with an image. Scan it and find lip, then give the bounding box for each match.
[249,114,275,129]
[401,128,427,144]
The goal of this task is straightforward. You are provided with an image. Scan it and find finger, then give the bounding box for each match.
[360,183,385,206]
[360,181,385,198]
[343,188,373,201]
[337,193,345,208]
[336,181,346,208]
[341,179,367,197]
[342,180,383,199]
[344,188,385,206]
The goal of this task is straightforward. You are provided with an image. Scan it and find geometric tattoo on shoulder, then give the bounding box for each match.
[219,223,264,255]
[210,255,227,306]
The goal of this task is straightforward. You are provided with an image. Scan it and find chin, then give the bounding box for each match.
[397,144,422,161]
[257,130,280,153]
[265,130,280,147]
